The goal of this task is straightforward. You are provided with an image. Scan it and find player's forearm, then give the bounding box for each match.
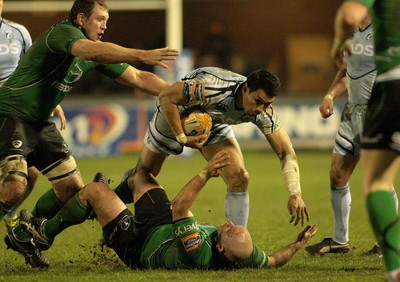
[326,68,347,98]
[172,171,209,218]
[268,240,303,268]
[129,71,171,96]
[73,40,148,64]
[281,154,301,195]
[159,92,186,141]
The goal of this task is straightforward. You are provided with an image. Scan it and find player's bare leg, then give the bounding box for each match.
[202,137,249,227]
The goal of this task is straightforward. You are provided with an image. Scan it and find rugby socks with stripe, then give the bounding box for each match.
[367,191,400,271]
[225,191,249,227]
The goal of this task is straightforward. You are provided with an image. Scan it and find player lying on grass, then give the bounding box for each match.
[7,150,317,269]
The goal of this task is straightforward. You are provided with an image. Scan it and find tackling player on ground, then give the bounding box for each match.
[13,150,317,269]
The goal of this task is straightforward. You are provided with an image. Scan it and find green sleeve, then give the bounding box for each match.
[95,63,130,79]
[173,217,214,269]
[235,244,269,268]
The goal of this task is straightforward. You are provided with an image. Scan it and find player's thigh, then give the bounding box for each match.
[136,144,168,176]
[361,149,400,194]
[202,138,248,191]
[81,182,127,227]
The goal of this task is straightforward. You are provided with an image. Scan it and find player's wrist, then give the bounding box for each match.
[198,169,209,182]
[324,93,334,100]
[176,133,187,145]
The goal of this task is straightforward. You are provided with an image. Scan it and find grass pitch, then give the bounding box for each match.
[1,150,397,281]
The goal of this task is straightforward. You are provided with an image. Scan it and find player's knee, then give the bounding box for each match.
[330,167,350,187]
[2,179,28,206]
[79,182,106,203]
[52,173,84,203]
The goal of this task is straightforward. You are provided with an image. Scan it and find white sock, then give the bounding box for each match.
[391,188,398,213]
[225,191,249,227]
[331,184,351,243]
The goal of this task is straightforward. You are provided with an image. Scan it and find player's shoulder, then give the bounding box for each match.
[2,18,29,33]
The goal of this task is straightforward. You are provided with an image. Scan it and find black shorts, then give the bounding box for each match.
[362,80,400,152]
[0,113,71,169]
[102,188,172,269]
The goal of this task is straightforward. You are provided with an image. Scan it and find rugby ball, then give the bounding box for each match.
[181,109,212,136]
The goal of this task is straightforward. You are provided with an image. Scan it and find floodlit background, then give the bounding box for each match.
[3,0,346,157]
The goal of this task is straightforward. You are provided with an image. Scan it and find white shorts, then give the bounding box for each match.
[144,106,235,155]
[333,103,367,156]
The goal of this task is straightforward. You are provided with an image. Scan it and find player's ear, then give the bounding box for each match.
[76,13,85,28]
[216,243,225,253]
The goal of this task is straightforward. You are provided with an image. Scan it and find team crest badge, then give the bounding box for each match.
[11,140,22,148]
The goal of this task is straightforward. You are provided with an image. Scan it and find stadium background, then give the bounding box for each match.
[4,0,345,157]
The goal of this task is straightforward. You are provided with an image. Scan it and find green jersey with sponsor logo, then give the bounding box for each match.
[140,217,268,269]
[0,20,129,122]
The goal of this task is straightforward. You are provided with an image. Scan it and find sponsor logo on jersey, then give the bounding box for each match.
[350,43,374,56]
[0,43,19,55]
[52,80,73,92]
[175,222,199,236]
[64,65,83,84]
[181,232,201,252]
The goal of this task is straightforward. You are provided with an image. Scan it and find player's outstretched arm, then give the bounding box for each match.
[266,129,310,226]
[71,39,179,68]
[172,150,230,221]
[115,66,171,97]
[267,225,318,268]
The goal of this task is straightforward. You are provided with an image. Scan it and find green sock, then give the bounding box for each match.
[32,188,64,218]
[113,179,133,203]
[44,193,91,240]
[0,202,11,221]
[367,191,400,271]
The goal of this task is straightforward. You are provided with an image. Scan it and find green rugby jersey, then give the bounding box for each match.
[140,217,268,269]
[0,20,129,122]
[352,0,400,75]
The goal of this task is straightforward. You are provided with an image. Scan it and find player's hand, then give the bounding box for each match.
[204,150,230,178]
[186,133,210,149]
[53,104,67,130]
[319,94,334,118]
[296,224,318,244]
[287,194,310,226]
[142,47,180,69]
